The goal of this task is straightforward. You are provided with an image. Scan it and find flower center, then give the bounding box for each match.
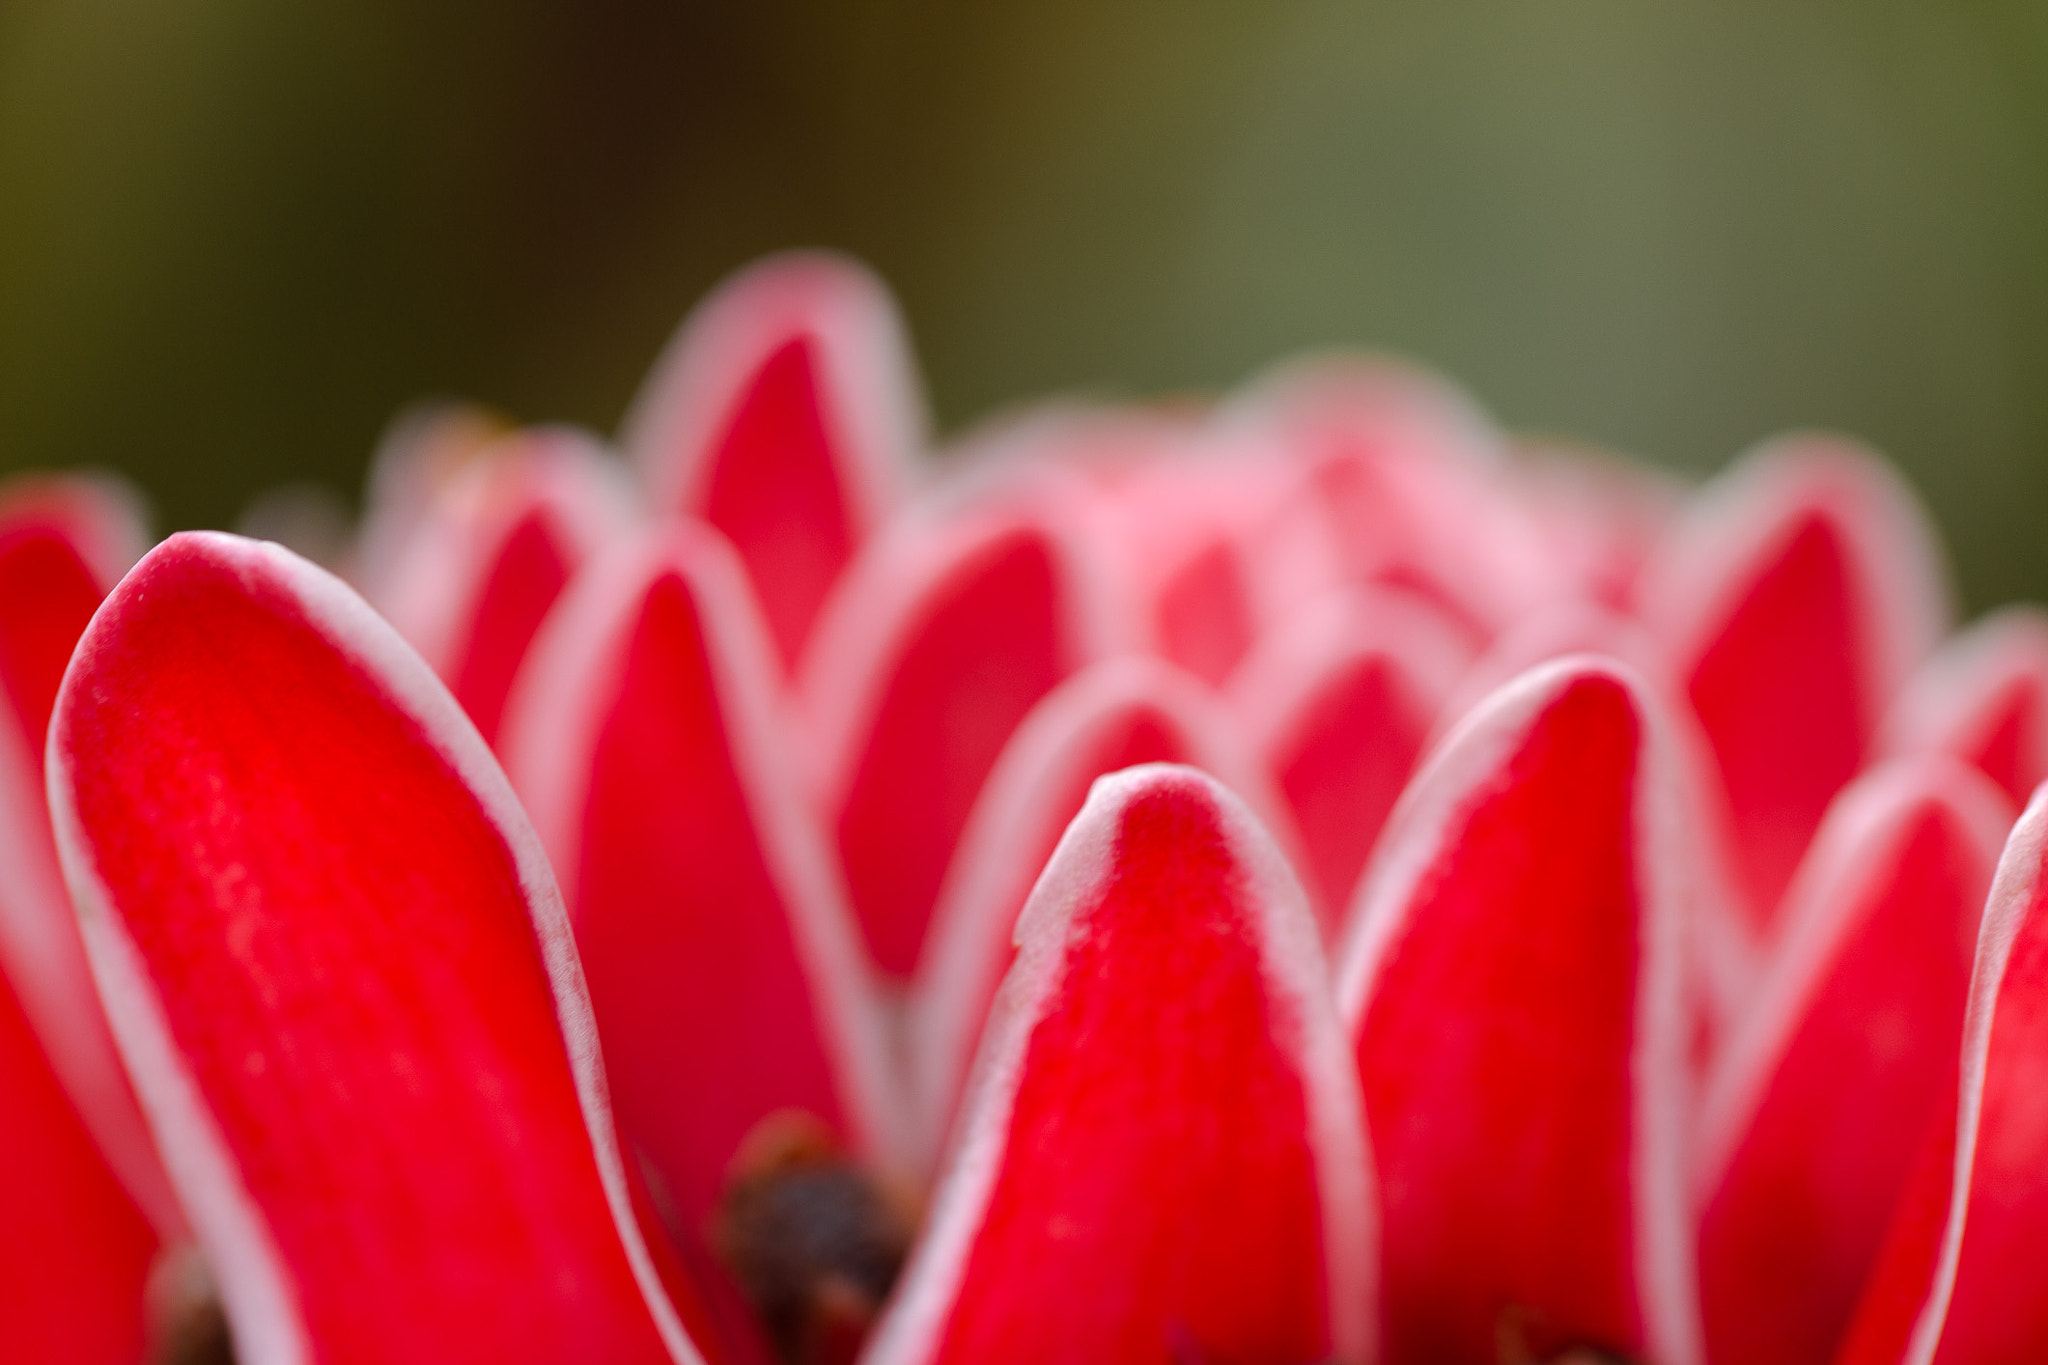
[713,1114,915,1365]
[1494,1305,1639,1365]
[146,1248,236,1365]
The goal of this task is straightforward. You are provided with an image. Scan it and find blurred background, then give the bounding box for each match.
[4,0,2047,608]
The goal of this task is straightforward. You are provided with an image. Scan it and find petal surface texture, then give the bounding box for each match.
[51,533,701,1365]
[1336,657,1701,1365]
[1837,783,2048,1364]
[1695,759,2010,1365]
[503,523,895,1234]
[865,765,1374,1365]
[1642,438,1948,922]
[627,254,921,666]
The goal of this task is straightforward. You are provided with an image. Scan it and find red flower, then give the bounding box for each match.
[5,254,2048,1365]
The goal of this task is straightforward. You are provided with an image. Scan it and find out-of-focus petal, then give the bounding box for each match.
[502,522,900,1250]
[1229,587,1472,925]
[363,427,635,747]
[0,475,183,1238]
[1335,657,1703,1365]
[800,488,1120,978]
[1834,784,2048,1365]
[624,253,925,667]
[1228,357,1571,638]
[906,656,1290,1170]
[1509,439,1684,613]
[50,533,707,1365]
[1696,758,2010,1365]
[1639,436,1951,923]
[1881,607,2048,809]
[0,959,157,1365]
[864,765,1375,1365]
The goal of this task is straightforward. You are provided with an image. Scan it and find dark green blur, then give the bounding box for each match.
[4,1,2048,609]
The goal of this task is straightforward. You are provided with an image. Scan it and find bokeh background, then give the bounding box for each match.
[5,1,2048,608]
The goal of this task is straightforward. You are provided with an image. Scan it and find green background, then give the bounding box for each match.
[5,1,2048,609]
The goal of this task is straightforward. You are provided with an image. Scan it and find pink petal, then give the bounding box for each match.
[1832,784,2048,1364]
[625,253,924,666]
[0,476,184,1238]
[1639,436,1950,922]
[865,765,1375,1365]
[1229,588,1473,923]
[50,533,706,1365]
[0,962,157,1365]
[907,656,1293,1170]
[800,494,1119,978]
[364,427,634,748]
[1881,607,2048,809]
[501,521,899,1239]
[1695,758,2012,1365]
[1228,358,1571,637]
[1335,658,1702,1365]
[1509,439,1684,613]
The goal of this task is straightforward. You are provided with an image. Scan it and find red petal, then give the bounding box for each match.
[625,254,924,666]
[1336,658,1702,1365]
[801,496,1116,977]
[866,765,1374,1365]
[1229,588,1472,923]
[1696,758,2011,1365]
[1882,607,2048,810]
[51,533,704,1365]
[907,656,1291,1169]
[0,477,184,1238]
[502,522,898,1229]
[1832,784,2048,1363]
[1640,437,1949,922]
[364,428,633,747]
[0,957,157,1365]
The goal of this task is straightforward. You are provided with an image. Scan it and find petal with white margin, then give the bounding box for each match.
[864,765,1374,1365]
[51,532,707,1365]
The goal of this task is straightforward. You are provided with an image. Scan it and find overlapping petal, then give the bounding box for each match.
[50,532,706,1365]
[866,764,1374,1365]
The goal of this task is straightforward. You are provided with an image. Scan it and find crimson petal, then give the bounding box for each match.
[1696,758,2011,1365]
[1834,784,2048,1364]
[907,656,1292,1169]
[50,533,705,1365]
[364,427,633,748]
[1335,657,1702,1365]
[801,495,1117,978]
[865,765,1374,1365]
[625,253,923,667]
[0,476,183,1237]
[1882,607,2048,809]
[502,521,899,1233]
[1640,436,1949,923]
[0,951,156,1365]
[1229,588,1472,927]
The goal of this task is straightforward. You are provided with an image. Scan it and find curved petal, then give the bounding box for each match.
[1229,587,1473,923]
[1834,783,2048,1365]
[799,488,1121,978]
[362,427,636,747]
[502,521,901,1235]
[0,475,182,1237]
[906,656,1293,1169]
[1335,657,1703,1365]
[624,253,925,666]
[0,956,157,1365]
[1881,607,2048,809]
[1639,435,1951,921]
[1696,758,2011,1365]
[50,532,706,1365]
[864,765,1375,1365]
